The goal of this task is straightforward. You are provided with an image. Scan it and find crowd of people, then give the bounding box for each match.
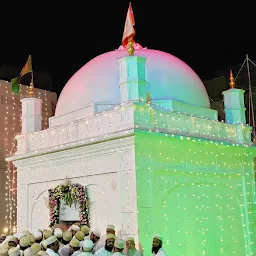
[0,224,167,256]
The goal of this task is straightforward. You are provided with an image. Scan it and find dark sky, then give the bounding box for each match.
[0,2,255,96]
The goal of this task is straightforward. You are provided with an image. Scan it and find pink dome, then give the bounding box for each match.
[55,47,210,116]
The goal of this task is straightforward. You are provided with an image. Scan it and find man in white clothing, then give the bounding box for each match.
[112,239,125,256]
[84,229,101,254]
[94,234,116,256]
[45,236,60,256]
[94,224,115,253]
[80,240,93,255]
[152,235,167,256]
[124,237,142,256]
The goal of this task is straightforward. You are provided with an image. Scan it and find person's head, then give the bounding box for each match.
[46,236,59,253]
[19,236,30,251]
[62,231,72,245]
[81,226,90,236]
[7,237,18,249]
[43,231,52,240]
[125,237,135,251]
[70,225,80,236]
[74,231,84,241]
[53,228,63,242]
[8,246,20,256]
[90,229,101,244]
[69,238,80,256]
[34,231,43,243]
[152,235,162,254]
[106,225,115,235]
[82,239,93,252]
[0,235,6,243]
[104,234,116,252]
[113,239,124,253]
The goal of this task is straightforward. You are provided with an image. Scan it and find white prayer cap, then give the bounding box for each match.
[53,228,63,238]
[34,231,43,240]
[126,237,135,242]
[71,225,80,232]
[153,234,163,242]
[13,233,19,239]
[106,224,115,231]
[6,236,18,244]
[8,247,20,256]
[18,233,26,240]
[40,240,47,250]
[92,229,101,238]
[82,240,93,252]
[77,253,89,256]
[114,239,125,249]
[45,236,57,246]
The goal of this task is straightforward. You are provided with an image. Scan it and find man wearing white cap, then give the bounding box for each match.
[94,234,116,256]
[34,230,43,243]
[80,240,93,255]
[70,225,80,237]
[94,225,115,252]
[152,235,167,256]
[84,229,101,254]
[45,236,59,256]
[54,228,63,248]
[113,239,125,255]
[124,237,142,256]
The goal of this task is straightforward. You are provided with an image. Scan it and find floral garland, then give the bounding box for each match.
[48,180,90,228]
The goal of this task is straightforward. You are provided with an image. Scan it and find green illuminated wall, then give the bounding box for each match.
[135,130,256,256]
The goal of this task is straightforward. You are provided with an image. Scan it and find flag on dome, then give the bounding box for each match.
[122,2,136,47]
[11,55,33,94]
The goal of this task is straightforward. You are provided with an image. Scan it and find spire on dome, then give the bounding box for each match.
[229,69,235,89]
[122,2,136,56]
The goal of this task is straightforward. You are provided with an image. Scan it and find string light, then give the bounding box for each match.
[0,79,57,233]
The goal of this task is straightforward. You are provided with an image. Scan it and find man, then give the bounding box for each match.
[124,237,142,256]
[43,231,53,240]
[45,236,59,256]
[58,231,72,256]
[80,226,90,238]
[94,225,115,252]
[69,238,81,256]
[6,237,18,249]
[8,247,20,256]
[70,225,80,237]
[54,228,63,248]
[81,240,93,255]
[112,239,125,256]
[94,234,116,256]
[34,230,43,243]
[84,229,101,254]
[74,231,84,247]
[152,235,167,256]
[0,235,6,245]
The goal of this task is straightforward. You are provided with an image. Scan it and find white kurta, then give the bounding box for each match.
[94,247,113,256]
[46,248,59,256]
[152,248,168,256]
[113,252,123,256]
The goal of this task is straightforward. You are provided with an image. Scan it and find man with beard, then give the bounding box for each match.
[84,229,101,254]
[124,237,142,256]
[152,235,167,256]
[94,234,116,256]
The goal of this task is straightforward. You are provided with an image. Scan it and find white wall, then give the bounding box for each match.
[14,136,138,240]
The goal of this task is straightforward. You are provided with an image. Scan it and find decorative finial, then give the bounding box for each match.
[146,92,152,103]
[28,82,34,97]
[229,69,235,88]
[127,37,134,56]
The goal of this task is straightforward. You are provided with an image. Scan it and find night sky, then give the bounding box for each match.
[0,3,255,96]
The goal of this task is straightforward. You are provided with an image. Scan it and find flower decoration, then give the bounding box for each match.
[48,180,90,228]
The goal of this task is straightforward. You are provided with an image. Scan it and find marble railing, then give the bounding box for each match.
[14,102,253,156]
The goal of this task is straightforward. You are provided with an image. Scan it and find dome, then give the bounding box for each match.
[55,46,210,116]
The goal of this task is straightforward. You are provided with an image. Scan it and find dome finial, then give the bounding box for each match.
[122,2,136,56]
[229,69,235,88]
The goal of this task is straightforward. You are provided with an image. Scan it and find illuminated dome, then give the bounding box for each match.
[56,45,210,116]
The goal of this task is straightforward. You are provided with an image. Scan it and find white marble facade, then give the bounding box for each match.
[12,135,138,240]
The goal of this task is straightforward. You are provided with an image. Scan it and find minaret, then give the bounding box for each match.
[222,70,246,124]
[21,75,42,133]
[118,2,147,103]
